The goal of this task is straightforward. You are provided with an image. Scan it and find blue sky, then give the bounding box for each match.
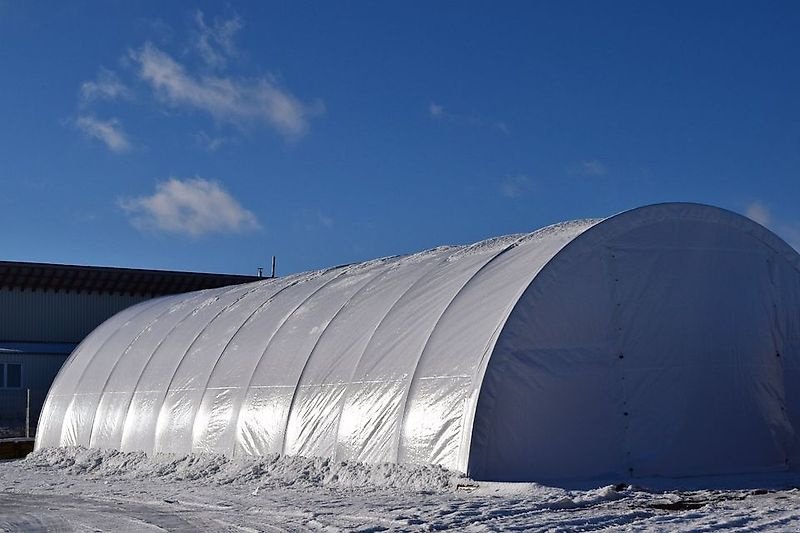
[1,1,798,276]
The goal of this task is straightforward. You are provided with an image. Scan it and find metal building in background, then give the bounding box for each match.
[0,261,260,437]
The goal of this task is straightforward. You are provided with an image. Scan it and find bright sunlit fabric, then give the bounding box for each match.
[36,203,800,482]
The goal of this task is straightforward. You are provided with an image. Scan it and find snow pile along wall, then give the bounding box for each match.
[23,446,459,491]
[35,203,800,482]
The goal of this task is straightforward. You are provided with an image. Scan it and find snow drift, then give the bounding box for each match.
[24,446,457,492]
[35,203,800,482]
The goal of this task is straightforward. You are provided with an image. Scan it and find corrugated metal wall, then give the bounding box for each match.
[0,288,151,343]
[0,351,68,428]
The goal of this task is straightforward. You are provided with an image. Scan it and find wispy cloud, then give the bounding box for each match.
[567,160,608,177]
[744,200,800,251]
[429,101,508,134]
[193,10,242,70]
[71,11,322,150]
[119,177,260,237]
[316,211,334,228]
[192,130,235,152]
[745,201,771,227]
[131,42,324,139]
[75,115,132,153]
[80,68,132,104]
[298,208,335,231]
[499,175,531,199]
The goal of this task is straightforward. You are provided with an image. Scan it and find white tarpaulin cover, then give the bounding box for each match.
[35,203,800,482]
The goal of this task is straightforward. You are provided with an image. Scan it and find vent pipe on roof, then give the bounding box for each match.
[271,256,276,278]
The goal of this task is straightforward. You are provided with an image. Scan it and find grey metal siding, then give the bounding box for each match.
[0,288,151,343]
[0,351,71,430]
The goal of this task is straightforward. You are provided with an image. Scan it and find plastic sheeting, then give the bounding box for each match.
[36,203,800,482]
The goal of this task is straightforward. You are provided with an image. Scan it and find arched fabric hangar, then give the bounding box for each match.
[35,203,800,482]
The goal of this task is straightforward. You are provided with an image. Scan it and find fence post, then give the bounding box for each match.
[25,389,30,439]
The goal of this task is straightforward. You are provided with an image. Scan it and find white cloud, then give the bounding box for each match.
[131,42,324,138]
[429,102,444,118]
[75,115,132,153]
[193,10,242,69]
[499,175,531,199]
[119,177,260,237]
[745,201,771,227]
[80,68,132,104]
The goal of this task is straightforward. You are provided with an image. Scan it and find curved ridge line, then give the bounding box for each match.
[37,295,169,448]
[330,247,457,461]
[87,292,202,448]
[47,295,165,396]
[452,224,598,470]
[231,266,355,456]
[150,281,273,453]
[414,222,597,468]
[392,235,530,463]
[278,258,399,455]
[186,274,312,453]
[466,220,602,385]
[51,295,169,397]
[116,282,263,452]
[54,294,175,446]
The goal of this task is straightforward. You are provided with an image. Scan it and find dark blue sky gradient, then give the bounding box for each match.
[1,1,798,275]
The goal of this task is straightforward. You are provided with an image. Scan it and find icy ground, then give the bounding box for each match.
[3,448,800,531]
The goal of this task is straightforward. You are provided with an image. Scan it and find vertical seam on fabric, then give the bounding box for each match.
[231,266,353,456]
[54,295,173,446]
[186,276,306,453]
[278,259,397,455]
[87,292,196,448]
[116,283,259,451]
[462,223,601,474]
[330,248,455,461]
[392,237,527,463]
[42,296,167,448]
[150,282,267,453]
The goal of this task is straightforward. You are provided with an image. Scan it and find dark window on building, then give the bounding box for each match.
[6,363,22,388]
[1,363,22,389]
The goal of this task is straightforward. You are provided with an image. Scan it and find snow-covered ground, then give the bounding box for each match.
[2,448,800,531]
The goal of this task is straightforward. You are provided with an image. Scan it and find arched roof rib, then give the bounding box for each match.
[67,284,254,450]
[36,292,179,449]
[37,218,596,467]
[228,266,358,455]
[129,273,315,455]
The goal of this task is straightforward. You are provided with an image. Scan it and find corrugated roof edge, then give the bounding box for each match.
[0,261,263,296]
